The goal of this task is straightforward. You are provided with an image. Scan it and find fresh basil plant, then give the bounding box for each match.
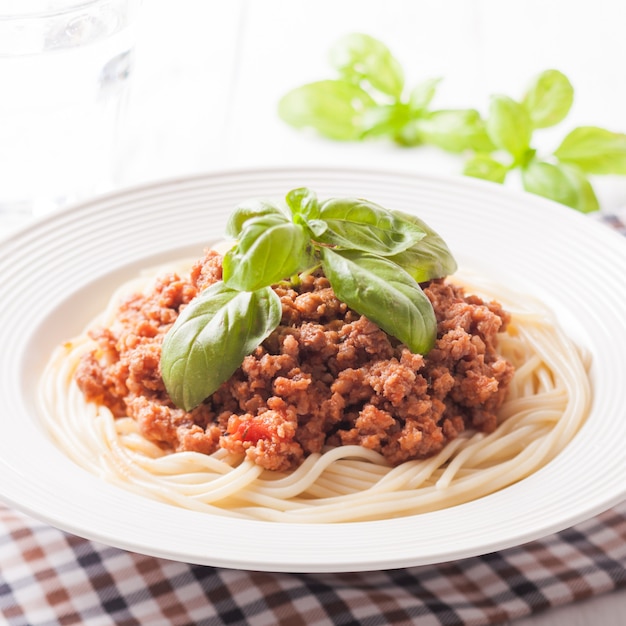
[278,33,626,213]
[161,188,456,411]
[278,33,488,151]
[464,70,626,213]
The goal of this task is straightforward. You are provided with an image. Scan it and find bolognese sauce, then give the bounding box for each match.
[75,248,515,472]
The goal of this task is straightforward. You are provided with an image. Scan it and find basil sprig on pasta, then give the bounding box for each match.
[160,188,457,411]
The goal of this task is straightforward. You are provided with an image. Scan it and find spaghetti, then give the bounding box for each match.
[38,263,591,523]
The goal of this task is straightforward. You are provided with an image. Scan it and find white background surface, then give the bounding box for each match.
[121,0,626,216]
[4,1,626,623]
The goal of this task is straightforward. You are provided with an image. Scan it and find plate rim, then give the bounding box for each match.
[0,164,625,572]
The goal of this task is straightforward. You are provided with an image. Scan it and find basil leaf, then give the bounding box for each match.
[225,200,284,238]
[277,80,376,141]
[408,77,441,113]
[559,164,600,213]
[553,126,626,174]
[285,187,319,220]
[522,69,574,129]
[161,283,282,411]
[523,161,599,213]
[321,248,437,354]
[387,210,457,282]
[486,95,533,161]
[415,109,495,153]
[463,153,508,183]
[521,159,580,208]
[223,215,310,291]
[304,218,328,238]
[329,33,404,98]
[311,197,426,255]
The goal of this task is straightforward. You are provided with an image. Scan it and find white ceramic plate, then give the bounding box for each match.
[1,167,625,573]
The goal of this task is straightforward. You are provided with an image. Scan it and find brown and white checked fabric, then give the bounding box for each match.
[1,500,625,626]
[1,213,625,626]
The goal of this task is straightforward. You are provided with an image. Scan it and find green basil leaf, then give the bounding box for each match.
[522,69,574,129]
[329,33,404,98]
[161,283,282,411]
[285,187,319,220]
[415,109,495,153]
[321,248,437,354]
[486,95,533,161]
[408,77,442,113]
[387,210,457,282]
[225,200,285,238]
[553,126,626,174]
[523,161,599,213]
[463,154,509,183]
[393,120,424,147]
[277,80,377,141]
[521,159,580,208]
[312,197,426,255]
[223,215,310,291]
[559,164,600,213]
[305,218,328,238]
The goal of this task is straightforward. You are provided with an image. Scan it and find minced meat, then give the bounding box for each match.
[75,249,515,472]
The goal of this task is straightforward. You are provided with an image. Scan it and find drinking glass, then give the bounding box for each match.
[0,0,140,232]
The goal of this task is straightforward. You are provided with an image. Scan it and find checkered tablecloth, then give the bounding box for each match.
[1,211,625,626]
[1,501,625,626]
